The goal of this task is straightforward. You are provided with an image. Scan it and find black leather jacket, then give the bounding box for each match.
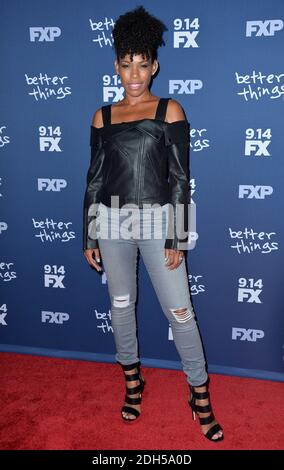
[83,97,190,251]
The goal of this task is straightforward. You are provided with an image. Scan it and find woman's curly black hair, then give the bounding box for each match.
[112,5,168,63]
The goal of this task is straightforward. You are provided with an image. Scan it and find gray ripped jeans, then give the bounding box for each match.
[95,202,208,386]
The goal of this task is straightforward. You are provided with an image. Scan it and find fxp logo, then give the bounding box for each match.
[232,327,264,342]
[42,311,69,324]
[169,80,203,95]
[29,27,61,42]
[246,20,283,37]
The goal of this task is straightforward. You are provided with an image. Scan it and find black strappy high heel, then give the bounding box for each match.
[188,380,224,442]
[119,360,146,424]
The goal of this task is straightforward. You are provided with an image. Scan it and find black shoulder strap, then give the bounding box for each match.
[155,97,171,121]
[101,104,111,126]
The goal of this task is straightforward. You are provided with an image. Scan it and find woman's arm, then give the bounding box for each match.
[83,109,105,251]
[164,99,190,251]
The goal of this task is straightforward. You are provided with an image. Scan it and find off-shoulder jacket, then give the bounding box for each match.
[83,97,190,251]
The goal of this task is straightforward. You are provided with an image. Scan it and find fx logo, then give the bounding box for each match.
[42,311,69,324]
[246,20,283,37]
[30,27,61,42]
[238,185,273,199]
[38,179,67,192]
[169,80,203,95]
[0,312,7,325]
[232,328,264,342]
[39,137,61,152]
[103,87,124,102]
[237,288,262,303]
[0,304,8,326]
[244,140,270,156]
[173,31,199,48]
[44,274,65,288]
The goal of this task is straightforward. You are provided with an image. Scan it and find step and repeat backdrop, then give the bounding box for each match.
[1,0,283,381]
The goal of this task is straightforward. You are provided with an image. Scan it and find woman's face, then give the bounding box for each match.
[114,53,158,96]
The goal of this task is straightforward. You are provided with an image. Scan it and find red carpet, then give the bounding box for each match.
[0,352,283,450]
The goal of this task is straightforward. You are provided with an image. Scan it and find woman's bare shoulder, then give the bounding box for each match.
[166,98,186,123]
[91,108,104,128]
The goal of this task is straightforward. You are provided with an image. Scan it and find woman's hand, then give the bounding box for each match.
[164,248,184,270]
[84,248,102,271]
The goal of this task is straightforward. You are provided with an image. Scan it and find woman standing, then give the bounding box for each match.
[83,5,223,442]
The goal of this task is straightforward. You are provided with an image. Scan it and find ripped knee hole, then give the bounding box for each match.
[169,307,193,323]
[113,294,130,308]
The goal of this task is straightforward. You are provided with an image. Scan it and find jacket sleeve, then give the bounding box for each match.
[83,125,105,250]
[164,119,190,251]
